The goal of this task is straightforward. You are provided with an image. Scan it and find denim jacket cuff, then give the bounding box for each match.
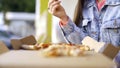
[60,18,75,35]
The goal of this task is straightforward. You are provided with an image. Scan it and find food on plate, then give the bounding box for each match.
[21,45,36,50]
[40,44,90,57]
[21,43,90,57]
[21,43,51,50]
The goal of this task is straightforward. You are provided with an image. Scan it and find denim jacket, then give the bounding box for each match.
[55,0,120,63]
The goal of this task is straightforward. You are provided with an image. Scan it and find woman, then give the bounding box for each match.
[48,0,120,65]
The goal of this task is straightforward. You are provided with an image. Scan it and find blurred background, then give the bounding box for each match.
[0,0,77,49]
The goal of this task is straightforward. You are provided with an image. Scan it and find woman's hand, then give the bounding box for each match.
[48,0,68,22]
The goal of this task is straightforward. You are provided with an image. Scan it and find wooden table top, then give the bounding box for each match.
[0,50,116,68]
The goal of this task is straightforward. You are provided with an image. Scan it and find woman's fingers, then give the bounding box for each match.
[48,0,67,19]
[48,0,59,7]
[50,1,61,13]
[48,0,55,9]
[51,4,60,14]
[48,0,61,13]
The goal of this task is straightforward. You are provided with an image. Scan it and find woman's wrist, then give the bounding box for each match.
[60,15,68,23]
[59,15,69,26]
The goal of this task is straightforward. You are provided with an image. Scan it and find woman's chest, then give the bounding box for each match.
[82,5,120,46]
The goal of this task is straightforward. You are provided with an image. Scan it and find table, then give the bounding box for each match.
[0,50,116,68]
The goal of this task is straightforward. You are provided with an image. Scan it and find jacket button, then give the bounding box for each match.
[114,29,118,33]
[114,19,117,26]
[114,20,118,33]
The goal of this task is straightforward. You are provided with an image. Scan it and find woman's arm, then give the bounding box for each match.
[48,0,87,44]
[56,17,88,44]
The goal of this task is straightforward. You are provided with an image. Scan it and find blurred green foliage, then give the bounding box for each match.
[0,0,35,12]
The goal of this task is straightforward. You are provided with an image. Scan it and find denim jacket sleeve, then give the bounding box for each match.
[58,18,88,44]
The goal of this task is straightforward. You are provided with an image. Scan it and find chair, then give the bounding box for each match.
[0,41,9,54]
[11,39,22,50]
[11,35,37,50]
[102,44,120,59]
[82,36,120,59]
